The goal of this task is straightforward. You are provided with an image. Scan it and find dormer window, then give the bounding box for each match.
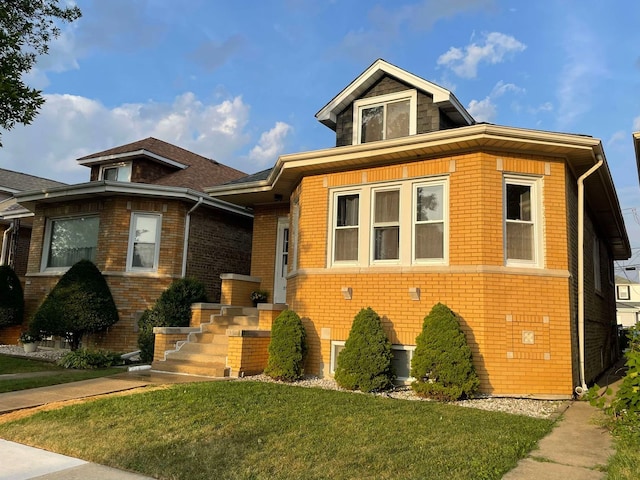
[353,90,417,144]
[100,162,131,182]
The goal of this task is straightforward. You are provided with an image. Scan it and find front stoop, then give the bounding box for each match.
[151,306,260,377]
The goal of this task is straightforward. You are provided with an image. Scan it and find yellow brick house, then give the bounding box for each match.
[207,59,630,398]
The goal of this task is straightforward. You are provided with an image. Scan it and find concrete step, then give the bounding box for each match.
[166,351,227,364]
[188,331,215,343]
[152,359,229,377]
[171,342,228,357]
[207,314,259,327]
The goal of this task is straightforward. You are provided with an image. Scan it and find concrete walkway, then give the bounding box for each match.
[0,368,620,479]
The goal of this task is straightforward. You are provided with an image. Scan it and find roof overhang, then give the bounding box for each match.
[14,181,252,219]
[315,59,474,129]
[207,123,630,259]
[634,132,640,185]
[77,149,188,170]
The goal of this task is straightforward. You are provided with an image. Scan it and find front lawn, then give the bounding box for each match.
[0,355,122,393]
[0,381,553,480]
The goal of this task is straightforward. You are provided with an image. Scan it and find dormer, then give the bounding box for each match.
[316,59,474,147]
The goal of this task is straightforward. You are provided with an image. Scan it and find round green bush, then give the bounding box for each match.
[264,309,307,381]
[0,265,24,327]
[334,307,395,392]
[137,278,208,362]
[30,260,119,350]
[57,349,124,369]
[410,303,479,401]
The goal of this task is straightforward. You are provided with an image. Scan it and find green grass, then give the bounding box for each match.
[606,415,640,480]
[0,381,554,480]
[0,354,122,392]
[0,355,62,374]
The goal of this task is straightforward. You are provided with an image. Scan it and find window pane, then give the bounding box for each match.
[103,168,118,180]
[133,244,155,268]
[391,349,411,379]
[131,215,159,269]
[47,217,99,268]
[361,105,383,143]
[416,185,443,222]
[386,100,410,139]
[335,228,358,261]
[374,226,399,260]
[506,222,534,260]
[375,190,399,223]
[134,216,158,243]
[337,195,359,227]
[415,224,444,259]
[506,184,531,221]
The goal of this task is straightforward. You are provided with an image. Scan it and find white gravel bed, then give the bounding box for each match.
[237,374,565,419]
[0,344,67,362]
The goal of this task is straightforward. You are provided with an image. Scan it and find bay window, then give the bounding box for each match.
[373,189,400,261]
[504,176,541,266]
[333,193,359,263]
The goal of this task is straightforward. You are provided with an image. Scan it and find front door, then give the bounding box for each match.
[274,218,289,304]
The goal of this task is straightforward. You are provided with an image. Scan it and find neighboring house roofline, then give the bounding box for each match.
[633,131,640,185]
[14,181,253,219]
[0,167,67,192]
[315,58,475,129]
[207,122,630,259]
[76,149,188,170]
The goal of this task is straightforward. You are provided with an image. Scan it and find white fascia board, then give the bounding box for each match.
[14,181,252,218]
[77,150,188,169]
[316,59,473,126]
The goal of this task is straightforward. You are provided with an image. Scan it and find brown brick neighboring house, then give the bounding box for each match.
[10,138,253,352]
[207,59,632,398]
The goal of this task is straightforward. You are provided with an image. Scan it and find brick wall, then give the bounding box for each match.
[249,150,606,396]
[227,332,271,376]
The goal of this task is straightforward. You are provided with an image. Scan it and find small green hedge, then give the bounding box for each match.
[411,303,479,401]
[264,310,307,381]
[334,307,395,392]
[57,349,124,369]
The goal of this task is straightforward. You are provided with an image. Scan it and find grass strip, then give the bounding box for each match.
[0,380,553,480]
[0,368,123,393]
[0,355,62,374]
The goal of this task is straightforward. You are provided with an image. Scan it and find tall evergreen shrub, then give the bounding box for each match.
[411,303,479,401]
[264,309,307,381]
[334,307,395,392]
[0,265,24,327]
[30,260,118,350]
[137,277,208,362]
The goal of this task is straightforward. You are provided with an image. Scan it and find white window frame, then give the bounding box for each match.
[126,212,162,272]
[330,190,361,266]
[41,215,100,272]
[329,341,416,381]
[352,90,418,145]
[503,175,543,268]
[371,186,401,264]
[99,162,131,182]
[328,177,449,268]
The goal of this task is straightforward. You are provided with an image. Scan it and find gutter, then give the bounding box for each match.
[576,154,604,396]
[181,197,204,277]
[0,222,14,265]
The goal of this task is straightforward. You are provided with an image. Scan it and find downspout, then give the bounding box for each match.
[0,222,15,265]
[576,154,604,396]
[181,197,204,277]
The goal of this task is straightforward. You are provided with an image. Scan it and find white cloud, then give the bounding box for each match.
[437,32,526,79]
[249,122,293,166]
[467,98,496,123]
[0,92,264,183]
[607,131,627,148]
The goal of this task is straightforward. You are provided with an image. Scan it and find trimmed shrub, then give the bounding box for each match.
[0,265,24,327]
[30,260,119,350]
[334,307,395,392]
[411,303,479,401]
[264,310,307,381]
[57,349,124,369]
[137,278,208,362]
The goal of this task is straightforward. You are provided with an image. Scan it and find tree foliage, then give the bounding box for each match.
[411,303,479,401]
[264,310,307,381]
[30,260,118,350]
[0,1,81,145]
[0,265,24,327]
[137,278,208,362]
[334,307,395,392]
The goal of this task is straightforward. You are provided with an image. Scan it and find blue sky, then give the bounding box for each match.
[2,0,640,255]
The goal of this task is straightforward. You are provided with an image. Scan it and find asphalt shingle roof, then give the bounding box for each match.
[0,168,66,193]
